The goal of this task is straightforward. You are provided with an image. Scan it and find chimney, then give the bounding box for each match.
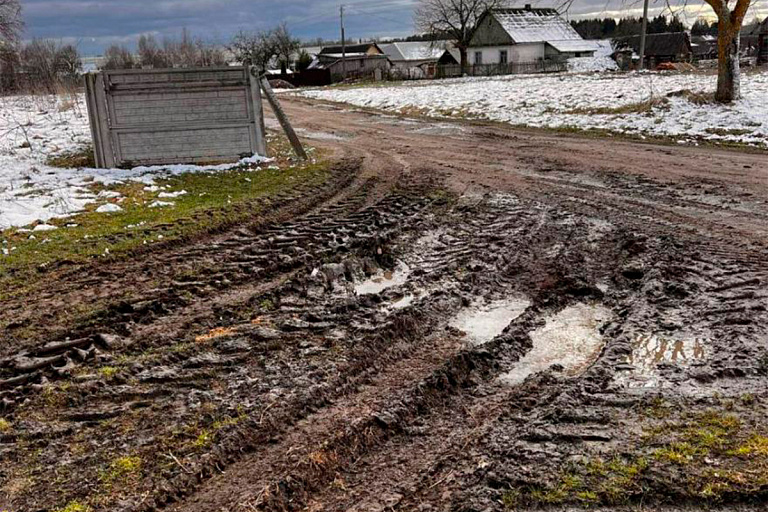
[525,4,532,10]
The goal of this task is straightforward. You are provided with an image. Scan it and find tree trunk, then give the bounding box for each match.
[459,47,468,76]
[716,26,741,103]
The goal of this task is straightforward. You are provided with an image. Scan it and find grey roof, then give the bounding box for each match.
[488,8,584,44]
[379,41,448,62]
[547,39,599,53]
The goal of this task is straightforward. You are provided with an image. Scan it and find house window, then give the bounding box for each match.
[474,51,483,65]
[500,50,508,64]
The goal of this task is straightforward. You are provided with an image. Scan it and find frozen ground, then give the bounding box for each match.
[0,94,269,230]
[301,70,768,147]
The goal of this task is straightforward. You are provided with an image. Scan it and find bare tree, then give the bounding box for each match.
[0,0,22,44]
[103,44,135,70]
[229,29,278,70]
[415,0,506,73]
[273,22,300,74]
[19,39,81,92]
[138,34,167,68]
[700,0,752,102]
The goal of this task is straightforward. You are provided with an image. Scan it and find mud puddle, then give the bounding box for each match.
[410,123,466,136]
[355,261,410,295]
[450,297,531,345]
[390,294,416,309]
[619,333,708,388]
[500,303,612,385]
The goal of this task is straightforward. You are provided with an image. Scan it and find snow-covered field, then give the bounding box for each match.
[0,94,269,230]
[301,70,768,147]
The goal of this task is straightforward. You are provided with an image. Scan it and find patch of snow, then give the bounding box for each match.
[32,223,57,231]
[149,200,174,208]
[96,203,123,213]
[301,70,768,148]
[158,190,188,198]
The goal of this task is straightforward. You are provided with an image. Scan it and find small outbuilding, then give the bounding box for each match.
[379,41,448,79]
[612,32,693,68]
[311,43,391,82]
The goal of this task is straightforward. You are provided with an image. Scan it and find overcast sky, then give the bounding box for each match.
[20,0,768,55]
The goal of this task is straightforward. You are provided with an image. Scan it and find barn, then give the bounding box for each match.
[379,41,448,79]
[467,5,598,68]
[612,32,693,68]
[310,43,392,82]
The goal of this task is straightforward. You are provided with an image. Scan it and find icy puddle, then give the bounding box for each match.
[500,303,612,386]
[620,334,708,388]
[355,262,410,295]
[451,298,531,345]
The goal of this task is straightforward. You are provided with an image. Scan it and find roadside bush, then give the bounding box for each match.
[1,38,82,94]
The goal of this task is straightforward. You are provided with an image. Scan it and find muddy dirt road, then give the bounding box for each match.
[2,96,768,512]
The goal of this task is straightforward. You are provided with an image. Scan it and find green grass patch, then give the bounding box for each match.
[504,407,768,508]
[52,501,92,512]
[0,155,330,298]
[99,455,142,486]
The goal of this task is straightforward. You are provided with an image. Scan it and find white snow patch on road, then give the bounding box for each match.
[301,70,768,147]
[0,94,270,230]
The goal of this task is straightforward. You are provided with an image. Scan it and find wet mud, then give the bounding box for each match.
[2,98,768,512]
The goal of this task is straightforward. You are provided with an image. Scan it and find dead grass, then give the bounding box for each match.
[566,96,670,116]
[666,88,716,105]
[46,146,95,168]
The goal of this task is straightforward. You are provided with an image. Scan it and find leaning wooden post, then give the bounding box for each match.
[248,66,268,157]
[258,73,308,161]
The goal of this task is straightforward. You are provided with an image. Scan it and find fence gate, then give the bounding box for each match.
[85,66,267,168]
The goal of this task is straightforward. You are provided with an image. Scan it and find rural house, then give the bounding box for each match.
[467,5,598,68]
[612,32,693,69]
[311,42,391,82]
[379,41,448,79]
[742,18,768,64]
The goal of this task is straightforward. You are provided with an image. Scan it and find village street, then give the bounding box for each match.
[4,92,768,511]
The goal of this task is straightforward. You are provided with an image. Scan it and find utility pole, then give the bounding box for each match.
[340,4,347,80]
[638,0,650,69]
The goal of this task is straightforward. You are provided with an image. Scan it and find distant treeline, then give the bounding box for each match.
[103,29,227,70]
[570,16,686,39]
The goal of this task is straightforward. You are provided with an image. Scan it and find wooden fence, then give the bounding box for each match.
[436,60,567,79]
[85,66,266,168]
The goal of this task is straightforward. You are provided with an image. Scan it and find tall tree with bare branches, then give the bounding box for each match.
[415,0,506,74]
[701,0,752,102]
[0,0,23,44]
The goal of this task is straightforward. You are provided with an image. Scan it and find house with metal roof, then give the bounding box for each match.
[467,5,598,66]
[379,41,450,78]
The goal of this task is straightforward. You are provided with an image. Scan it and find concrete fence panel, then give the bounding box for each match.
[85,66,266,168]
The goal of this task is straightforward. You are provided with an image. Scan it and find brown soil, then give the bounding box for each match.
[1,96,768,512]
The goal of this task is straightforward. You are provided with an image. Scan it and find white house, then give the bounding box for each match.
[468,6,598,66]
[379,41,449,78]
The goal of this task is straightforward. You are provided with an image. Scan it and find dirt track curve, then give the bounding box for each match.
[2,96,768,512]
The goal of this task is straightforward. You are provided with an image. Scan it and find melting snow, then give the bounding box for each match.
[302,70,768,147]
